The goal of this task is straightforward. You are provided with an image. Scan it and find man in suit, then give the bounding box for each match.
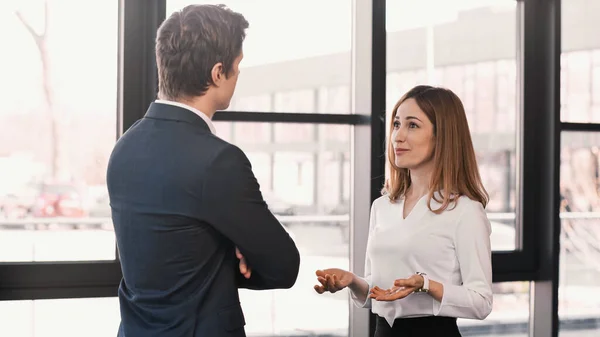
[107,5,301,337]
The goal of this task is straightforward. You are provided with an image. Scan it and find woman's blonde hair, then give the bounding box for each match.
[382,85,489,213]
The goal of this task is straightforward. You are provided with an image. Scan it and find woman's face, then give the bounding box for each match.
[391,98,435,170]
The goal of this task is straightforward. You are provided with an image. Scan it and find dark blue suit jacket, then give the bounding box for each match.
[107,102,301,337]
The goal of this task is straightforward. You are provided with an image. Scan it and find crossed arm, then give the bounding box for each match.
[202,145,301,290]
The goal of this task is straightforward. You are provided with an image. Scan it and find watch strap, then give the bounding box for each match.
[415,272,429,292]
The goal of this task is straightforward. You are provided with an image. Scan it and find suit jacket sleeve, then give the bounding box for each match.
[202,144,301,290]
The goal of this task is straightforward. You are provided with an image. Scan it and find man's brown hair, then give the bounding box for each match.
[155,4,249,100]
[383,85,489,212]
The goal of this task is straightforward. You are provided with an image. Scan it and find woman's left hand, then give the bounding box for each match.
[368,274,424,301]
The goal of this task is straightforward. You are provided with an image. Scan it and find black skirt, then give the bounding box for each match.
[374,315,461,337]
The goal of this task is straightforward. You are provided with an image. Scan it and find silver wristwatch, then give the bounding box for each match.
[414,272,430,293]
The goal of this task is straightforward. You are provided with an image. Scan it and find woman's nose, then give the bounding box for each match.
[394,128,407,142]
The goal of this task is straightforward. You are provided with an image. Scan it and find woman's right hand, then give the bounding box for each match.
[314,268,354,294]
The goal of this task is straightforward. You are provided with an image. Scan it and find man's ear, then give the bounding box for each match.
[211,62,224,87]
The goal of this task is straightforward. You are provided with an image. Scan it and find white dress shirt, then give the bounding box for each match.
[154,99,216,135]
[351,193,493,327]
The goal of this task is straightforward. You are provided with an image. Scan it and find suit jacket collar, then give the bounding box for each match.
[144,102,213,133]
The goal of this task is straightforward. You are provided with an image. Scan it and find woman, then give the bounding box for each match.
[314,85,493,337]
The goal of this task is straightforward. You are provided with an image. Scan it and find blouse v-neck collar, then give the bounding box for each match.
[400,194,428,221]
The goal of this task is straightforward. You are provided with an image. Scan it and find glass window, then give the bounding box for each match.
[561,54,570,119]
[216,121,351,336]
[463,64,477,127]
[230,94,272,112]
[475,62,496,133]
[495,60,517,133]
[559,132,600,336]
[274,89,316,113]
[232,122,270,144]
[318,85,351,114]
[386,1,519,252]
[444,65,466,101]
[0,1,118,261]
[459,282,530,337]
[385,70,425,148]
[561,0,600,123]
[563,51,592,122]
[591,43,600,124]
[167,0,352,114]
[0,298,119,337]
[275,124,315,143]
[320,124,351,143]
[386,71,423,115]
[214,122,235,143]
[272,90,317,142]
[593,63,600,106]
[593,105,600,124]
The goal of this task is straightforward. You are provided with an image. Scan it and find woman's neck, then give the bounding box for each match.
[407,166,433,199]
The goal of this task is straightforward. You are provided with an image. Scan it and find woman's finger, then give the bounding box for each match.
[327,274,337,293]
[332,274,342,289]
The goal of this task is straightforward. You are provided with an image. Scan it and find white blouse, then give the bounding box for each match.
[351,194,493,327]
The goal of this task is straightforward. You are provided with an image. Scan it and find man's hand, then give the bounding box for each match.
[236,247,251,279]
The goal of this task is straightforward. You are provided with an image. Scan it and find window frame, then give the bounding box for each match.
[0,0,161,301]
